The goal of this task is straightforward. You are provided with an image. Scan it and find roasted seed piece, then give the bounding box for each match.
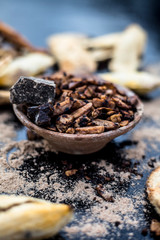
[112,97,130,109]
[47,126,57,131]
[92,119,118,130]
[71,102,92,119]
[60,90,73,101]
[84,76,101,86]
[78,93,86,100]
[127,95,138,106]
[76,85,87,93]
[66,128,75,134]
[53,97,73,116]
[70,91,79,99]
[121,110,134,121]
[106,110,116,116]
[72,99,86,110]
[56,114,74,132]
[84,86,95,98]
[96,184,114,202]
[97,85,107,93]
[74,115,90,128]
[46,71,67,82]
[68,78,83,89]
[109,113,122,123]
[75,126,105,134]
[107,100,116,109]
[114,94,127,102]
[91,107,111,119]
[65,169,78,176]
[120,120,129,127]
[0,194,73,240]
[92,98,107,108]
[92,108,100,119]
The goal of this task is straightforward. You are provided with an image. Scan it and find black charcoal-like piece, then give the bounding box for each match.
[35,109,51,126]
[27,103,54,126]
[27,106,39,121]
[10,76,56,105]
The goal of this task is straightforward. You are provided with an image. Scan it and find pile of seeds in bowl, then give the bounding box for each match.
[26,72,138,134]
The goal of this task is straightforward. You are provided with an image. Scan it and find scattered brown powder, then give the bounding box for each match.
[0,112,16,144]
[144,98,160,124]
[0,139,56,169]
[123,96,160,161]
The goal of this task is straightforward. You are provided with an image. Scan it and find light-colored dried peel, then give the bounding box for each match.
[147,167,160,216]
[89,48,113,62]
[0,90,10,105]
[0,54,13,74]
[47,33,96,74]
[0,52,54,87]
[99,71,160,94]
[0,195,73,240]
[109,24,147,72]
[84,32,121,49]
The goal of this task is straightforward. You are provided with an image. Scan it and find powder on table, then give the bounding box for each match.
[0,95,159,239]
[0,112,16,145]
[123,96,160,161]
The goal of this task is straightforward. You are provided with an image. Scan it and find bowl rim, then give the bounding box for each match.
[13,85,143,140]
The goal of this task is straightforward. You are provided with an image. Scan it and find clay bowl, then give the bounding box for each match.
[13,85,143,155]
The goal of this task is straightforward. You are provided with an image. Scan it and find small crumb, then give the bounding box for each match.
[115,221,121,227]
[65,169,78,176]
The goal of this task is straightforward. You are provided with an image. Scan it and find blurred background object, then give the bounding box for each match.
[0,0,159,65]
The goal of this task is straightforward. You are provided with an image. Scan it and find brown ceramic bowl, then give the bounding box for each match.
[13,85,143,155]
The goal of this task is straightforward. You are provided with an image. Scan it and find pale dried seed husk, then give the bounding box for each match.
[147,167,160,217]
[0,52,54,87]
[84,33,121,49]
[88,48,113,62]
[109,24,147,72]
[0,90,10,105]
[47,33,97,74]
[99,71,160,94]
[0,194,73,240]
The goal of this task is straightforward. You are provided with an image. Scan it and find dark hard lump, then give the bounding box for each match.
[27,103,54,127]
[10,76,56,105]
